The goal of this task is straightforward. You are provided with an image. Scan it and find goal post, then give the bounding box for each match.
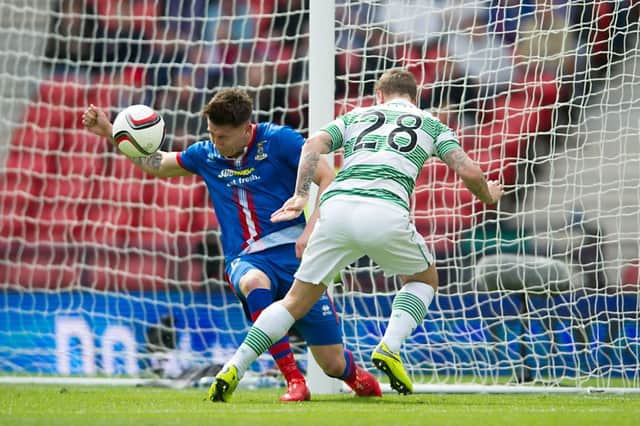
[306,0,341,395]
[1,0,640,395]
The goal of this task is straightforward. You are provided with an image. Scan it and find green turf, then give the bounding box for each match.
[1,385,640,426]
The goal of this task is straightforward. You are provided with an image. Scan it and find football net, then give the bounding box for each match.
[1,0,640,393]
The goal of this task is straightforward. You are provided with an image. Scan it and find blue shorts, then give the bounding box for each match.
[225,244,341,346]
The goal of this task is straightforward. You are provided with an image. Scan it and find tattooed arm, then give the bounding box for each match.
[295,131,333,198]
[293,133,335,256]
[443,148,503,204]
[82,104,191,178]
[129,151,191,178]
[271,131,333,223]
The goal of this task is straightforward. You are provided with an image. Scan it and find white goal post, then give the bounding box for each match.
[1,0,640,395]
[306,0,342,395]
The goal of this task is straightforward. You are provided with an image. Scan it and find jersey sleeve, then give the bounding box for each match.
[271,125,305,171]
[177,140,208,174]
[320,115,347,151]
[431,121,462,161]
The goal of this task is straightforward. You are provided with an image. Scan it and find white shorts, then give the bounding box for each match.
[295,195,434,285]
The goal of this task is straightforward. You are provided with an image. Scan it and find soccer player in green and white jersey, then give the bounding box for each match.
[209,68,503,401]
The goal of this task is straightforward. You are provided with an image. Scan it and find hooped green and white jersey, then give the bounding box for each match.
[320,99,461,211]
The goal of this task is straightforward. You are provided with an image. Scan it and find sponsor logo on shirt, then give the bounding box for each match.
[226,175,261,187]
[218,167,255,178]
[218,166,262,187]
[322,304,332,316]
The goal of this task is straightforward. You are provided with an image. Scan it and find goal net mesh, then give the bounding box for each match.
[0,0,639,389]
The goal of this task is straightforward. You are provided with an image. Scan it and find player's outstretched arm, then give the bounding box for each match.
[443,148,503,204]
[82,104,191,178]
[271,131,333,224]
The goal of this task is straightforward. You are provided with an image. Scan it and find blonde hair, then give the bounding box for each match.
[375,69,417,101]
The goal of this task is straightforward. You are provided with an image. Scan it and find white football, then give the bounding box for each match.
[112,104,165,158]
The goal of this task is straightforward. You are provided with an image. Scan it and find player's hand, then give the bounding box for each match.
[271,195,308,223]
[82,104,112,139]
[486,180,504,204]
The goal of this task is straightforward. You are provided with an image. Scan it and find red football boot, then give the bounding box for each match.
[345,366,382,397]
[280,378,311,402]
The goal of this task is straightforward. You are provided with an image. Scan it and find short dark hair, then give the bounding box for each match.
[202,88,253,126]
[375,69,417,101]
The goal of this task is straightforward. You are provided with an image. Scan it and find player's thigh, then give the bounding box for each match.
[281,279,330,319]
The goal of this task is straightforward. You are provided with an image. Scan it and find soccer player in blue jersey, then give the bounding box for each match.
[82,88,381,402]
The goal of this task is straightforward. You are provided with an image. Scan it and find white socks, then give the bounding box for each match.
[381,282,435,353]
[227,302,295,377]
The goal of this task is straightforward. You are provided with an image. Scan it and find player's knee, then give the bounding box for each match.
[402,264,438,290]
[280,293,307,320]
[238,270,270,296]
[281,279,328,319]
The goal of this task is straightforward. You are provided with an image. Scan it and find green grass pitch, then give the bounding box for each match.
[1,385,639,426]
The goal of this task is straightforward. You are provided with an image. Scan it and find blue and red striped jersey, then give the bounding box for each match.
[177,122,306,262]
